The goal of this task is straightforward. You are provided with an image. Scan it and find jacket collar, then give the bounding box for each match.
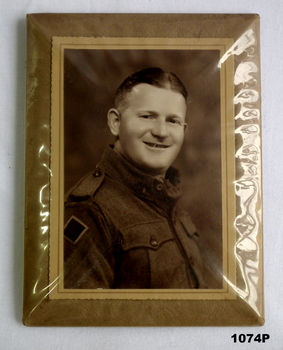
[97,146,182,212]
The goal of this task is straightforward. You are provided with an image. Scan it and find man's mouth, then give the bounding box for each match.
[143,142,169,148]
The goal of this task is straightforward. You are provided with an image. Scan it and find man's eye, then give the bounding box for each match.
[140,115,153,119]
[168,119,182,126]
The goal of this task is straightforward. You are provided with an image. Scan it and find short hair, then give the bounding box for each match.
[114,67,188,109]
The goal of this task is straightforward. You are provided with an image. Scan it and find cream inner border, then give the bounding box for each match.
[50,37,235,300]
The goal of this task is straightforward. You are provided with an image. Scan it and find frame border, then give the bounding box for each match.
[24,13,263,326]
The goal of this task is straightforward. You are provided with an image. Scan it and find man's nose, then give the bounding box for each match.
[151,119,169,138]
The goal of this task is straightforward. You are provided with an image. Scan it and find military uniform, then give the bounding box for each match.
[64,146,206,289]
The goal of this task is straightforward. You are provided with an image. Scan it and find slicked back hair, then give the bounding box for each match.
[114,67,188,110]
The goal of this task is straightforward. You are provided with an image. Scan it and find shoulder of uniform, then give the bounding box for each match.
[177,211,199,238]
[65,169,105,202]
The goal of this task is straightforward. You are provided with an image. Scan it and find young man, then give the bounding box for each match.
[64,67,206,289]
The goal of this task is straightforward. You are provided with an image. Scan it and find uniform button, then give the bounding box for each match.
[150,239,158,247]
[156,184,163,191]
[93,170,101,177]
[142,187,147,194]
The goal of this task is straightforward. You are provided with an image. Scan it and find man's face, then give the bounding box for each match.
[110,83,187,176]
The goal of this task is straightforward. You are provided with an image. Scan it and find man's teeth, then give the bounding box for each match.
[146,142,167,148]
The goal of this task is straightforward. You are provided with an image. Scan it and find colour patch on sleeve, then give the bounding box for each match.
[64,215,89,244]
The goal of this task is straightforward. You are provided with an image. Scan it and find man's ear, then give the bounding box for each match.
[183,122,188,134]
[107,108,121,136]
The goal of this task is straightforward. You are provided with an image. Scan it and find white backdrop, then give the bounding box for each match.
[1,1,282,349]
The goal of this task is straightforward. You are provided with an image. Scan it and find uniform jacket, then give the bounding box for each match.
[64,146,206,289]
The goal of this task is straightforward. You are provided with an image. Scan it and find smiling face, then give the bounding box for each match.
[107,83,187,176]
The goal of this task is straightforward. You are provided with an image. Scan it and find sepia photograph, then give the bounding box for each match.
[49,37,236,299]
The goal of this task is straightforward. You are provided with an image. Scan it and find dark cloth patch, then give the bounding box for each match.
[64,216,89,244]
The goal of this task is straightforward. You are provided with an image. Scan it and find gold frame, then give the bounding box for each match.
[24,13,263,326]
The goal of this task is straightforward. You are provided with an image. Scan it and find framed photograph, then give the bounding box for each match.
[24,13,263,326]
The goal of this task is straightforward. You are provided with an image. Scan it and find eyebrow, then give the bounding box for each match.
[137,110,158,116]
[137,110,183,119]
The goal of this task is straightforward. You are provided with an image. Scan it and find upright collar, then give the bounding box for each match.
[96,146,182,212]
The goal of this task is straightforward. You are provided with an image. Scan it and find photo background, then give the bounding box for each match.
[64,49,222,287]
